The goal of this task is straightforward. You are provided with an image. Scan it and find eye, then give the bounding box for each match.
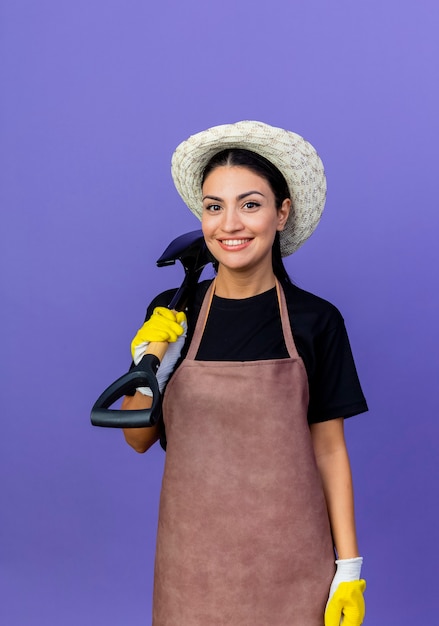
[204,203,222,213]
[243,201,260,210]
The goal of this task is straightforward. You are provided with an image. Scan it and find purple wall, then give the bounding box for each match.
[1,1,438,623]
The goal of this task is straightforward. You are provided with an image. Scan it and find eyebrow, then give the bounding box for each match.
[202,191,265,202]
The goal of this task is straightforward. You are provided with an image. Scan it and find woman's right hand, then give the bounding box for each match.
[131,307,187,355]
[131,307,187,395]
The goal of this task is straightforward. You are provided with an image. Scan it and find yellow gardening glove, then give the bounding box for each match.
[130,307,187,396]
[324,579,366,626]
[131,307,187,358]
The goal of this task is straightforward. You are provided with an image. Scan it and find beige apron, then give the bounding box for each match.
[153,281,335,625]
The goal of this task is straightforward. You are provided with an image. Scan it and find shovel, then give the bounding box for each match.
[90,230,210,429]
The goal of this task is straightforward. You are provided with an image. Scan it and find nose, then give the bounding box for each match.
[221,207,243,232]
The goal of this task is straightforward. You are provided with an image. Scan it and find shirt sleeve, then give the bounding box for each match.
[307,313,368,423]
[142,289,179,320]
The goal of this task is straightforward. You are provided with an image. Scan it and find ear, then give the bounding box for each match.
[277,198,291,232]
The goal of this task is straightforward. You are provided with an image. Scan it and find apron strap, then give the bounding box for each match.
[186,278,300,360]
[186,280,216,360]
[275,279,299,359]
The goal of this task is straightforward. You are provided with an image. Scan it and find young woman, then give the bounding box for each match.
[122,121,367,625]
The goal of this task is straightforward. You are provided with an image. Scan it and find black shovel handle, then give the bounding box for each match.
[91,353,162,428]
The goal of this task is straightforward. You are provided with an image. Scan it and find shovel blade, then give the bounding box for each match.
[156,229,204,267]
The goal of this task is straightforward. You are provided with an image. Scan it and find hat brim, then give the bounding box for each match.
[171,120,326,256]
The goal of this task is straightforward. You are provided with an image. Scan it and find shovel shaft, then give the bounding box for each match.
[146,341,169,362]
[91,229,210,429]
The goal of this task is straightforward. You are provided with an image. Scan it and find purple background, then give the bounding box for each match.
[1,1,438,624]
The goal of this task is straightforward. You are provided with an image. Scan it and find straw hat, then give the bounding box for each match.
[171,120,326,256]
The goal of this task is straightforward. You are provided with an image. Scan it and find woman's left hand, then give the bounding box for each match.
[324,557,366,625]
[324,580,366,625]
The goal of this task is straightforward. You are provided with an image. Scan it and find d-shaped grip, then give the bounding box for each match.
[90,354,162,428]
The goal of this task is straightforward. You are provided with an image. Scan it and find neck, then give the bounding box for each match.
[214,265,277,299]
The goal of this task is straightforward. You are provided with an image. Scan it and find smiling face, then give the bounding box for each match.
[201,165,290,283]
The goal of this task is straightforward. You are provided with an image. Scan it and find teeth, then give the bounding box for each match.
[221,239,250,246]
